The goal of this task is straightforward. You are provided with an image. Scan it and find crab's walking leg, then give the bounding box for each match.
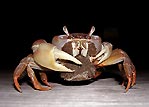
[27,66,51,91]
[39,72,52,87]
[95,49,136,92]
[13,56,30,92]
[13,54,51,92]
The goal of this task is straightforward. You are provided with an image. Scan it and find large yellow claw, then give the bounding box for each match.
[32,42,82,72]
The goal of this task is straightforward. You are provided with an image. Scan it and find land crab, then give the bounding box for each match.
[13,26,136,93]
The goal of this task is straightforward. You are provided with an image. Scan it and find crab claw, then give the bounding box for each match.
[90,42,112,64]
[33,42,82,72]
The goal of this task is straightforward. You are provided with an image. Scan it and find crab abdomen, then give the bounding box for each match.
[60,55,97,81]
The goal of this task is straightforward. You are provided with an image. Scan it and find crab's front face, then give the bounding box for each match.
[52,26,102,81]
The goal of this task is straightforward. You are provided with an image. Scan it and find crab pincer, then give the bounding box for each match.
[13,39,82,92]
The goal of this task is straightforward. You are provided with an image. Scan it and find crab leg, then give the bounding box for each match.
[13,55,31,92]
[27,66,51,91]
[39,72,51,87]
[94,49,136,92]
[13,54,51,92]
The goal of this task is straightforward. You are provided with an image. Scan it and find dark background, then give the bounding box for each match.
[1,2,148,71]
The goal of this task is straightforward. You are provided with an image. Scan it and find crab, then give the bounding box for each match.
[13,26,136,93]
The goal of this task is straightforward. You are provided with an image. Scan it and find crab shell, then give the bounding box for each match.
[51,27,102,81]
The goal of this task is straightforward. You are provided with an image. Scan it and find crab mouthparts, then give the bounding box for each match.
[33,43,82,72]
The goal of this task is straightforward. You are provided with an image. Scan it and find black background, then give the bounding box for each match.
[1,2,148,71]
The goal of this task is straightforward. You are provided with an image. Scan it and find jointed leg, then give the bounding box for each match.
[95,49,136,92]
[27,66,51,91]
[13,54,32,92]
[39,72,52,87]
[13,62,27,92]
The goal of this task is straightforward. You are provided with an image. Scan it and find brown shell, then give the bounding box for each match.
[52,33,102,81]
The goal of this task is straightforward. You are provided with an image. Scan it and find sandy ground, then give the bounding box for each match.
[0,69,149,107]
